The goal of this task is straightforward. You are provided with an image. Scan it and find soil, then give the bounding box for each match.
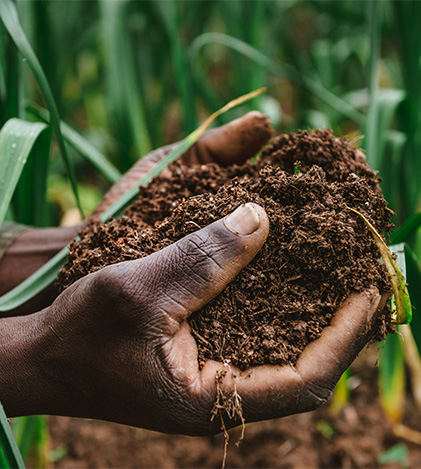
[58,129,394,369]
[48,350,421,468]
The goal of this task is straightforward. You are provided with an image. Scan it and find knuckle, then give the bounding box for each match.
[92,262,147,311]
[174,232,224,279]
[92,265,123,298]
[302,380,333,411]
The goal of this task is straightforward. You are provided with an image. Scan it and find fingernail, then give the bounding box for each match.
[368,294,381,322]
[224,203,260,236]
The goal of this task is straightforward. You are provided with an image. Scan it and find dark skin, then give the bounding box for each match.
[0,112,389,435]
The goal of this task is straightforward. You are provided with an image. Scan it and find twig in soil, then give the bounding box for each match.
[186,220,202,230]
[191,328,211,347]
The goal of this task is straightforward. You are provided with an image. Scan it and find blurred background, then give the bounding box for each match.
[1,0,421,467]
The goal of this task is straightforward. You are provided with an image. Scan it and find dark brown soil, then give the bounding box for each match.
[58,129,394,369]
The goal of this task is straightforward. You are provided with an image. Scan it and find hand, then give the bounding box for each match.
[0,203,388,435]
[0,112,272,315]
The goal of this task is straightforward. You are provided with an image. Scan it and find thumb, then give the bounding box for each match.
[133,203,269,324]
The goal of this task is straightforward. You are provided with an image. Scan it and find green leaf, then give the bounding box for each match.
[404,245,421,352]
[330,368,350,415]
[316,420,335,439]
[0,0,84,218]
[391,213,421,244]
[366,89,405,171]
[154,1,197,133]
[13,415,48,467]
[379,332,406,422]
[0,89,265,311]
[377,444,408,466]
[364,0,382,170]
[99,0,152,166]
[26,103,122,184]
[0,401,25,469]
[0,118,48,227]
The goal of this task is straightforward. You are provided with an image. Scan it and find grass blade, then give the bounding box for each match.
[26,103,121,184]
[330,368,350,416]
[99,0,152,166]
[399,325,421,414]
[0,89,265,311]
[155,1,198,133]
[12,415,48,467]
[364,0,382,170]
[0,402,25,468]
[0,118,48,226]
[0,0,84,218]
[391,213,421,244]
[379,332,406,422]
[348,208,412,324]
[13,121,51,227]
[404,244,421,353]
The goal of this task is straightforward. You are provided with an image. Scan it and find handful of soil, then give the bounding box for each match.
[58,129,394,370]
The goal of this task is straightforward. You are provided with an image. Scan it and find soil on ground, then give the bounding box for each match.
[58,129,394,369]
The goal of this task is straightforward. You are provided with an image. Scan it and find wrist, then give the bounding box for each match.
[0,311,55,417]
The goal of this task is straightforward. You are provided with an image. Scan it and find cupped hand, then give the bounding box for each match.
[9,202,388,435]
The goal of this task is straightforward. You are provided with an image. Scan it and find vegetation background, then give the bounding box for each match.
[1,0,421,466]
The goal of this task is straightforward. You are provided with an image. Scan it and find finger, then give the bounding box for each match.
[183,111,273,166]
[128,203,269,329]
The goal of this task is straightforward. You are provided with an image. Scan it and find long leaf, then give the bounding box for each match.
[405,244,421,353]
[0,89,265,311]
[0,402,25,469]
[391,212,421,244]
[364,0,382,170]
[155,1,197,133]
[379,332,406,422]
[26,103,122,184]
[12,415,48,467]
[99,0,152,166]
[14,121,50,227]
[0,0,84,218]
[0,118,47,226]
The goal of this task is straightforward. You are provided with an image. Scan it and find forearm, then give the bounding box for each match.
[0,224,81,316]
[0,312,51,417]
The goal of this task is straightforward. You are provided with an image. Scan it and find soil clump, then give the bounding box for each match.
[58,129,394,370]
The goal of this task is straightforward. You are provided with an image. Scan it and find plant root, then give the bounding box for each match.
[211,366,246,468]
